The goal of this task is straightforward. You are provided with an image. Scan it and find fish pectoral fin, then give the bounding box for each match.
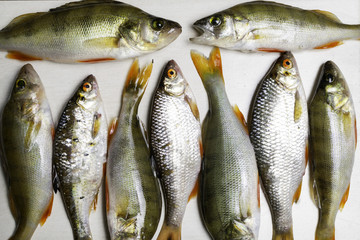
[292,180,302,204]
[225,219,255,239]
[233,104,249,135]
[118,217,137,233]
[188,177,199,202]
[339,184,350,211]
[185,95,200,121]
[25,121,41,151]
[311,10,342,22]
[294,90,303,123]
[40,193,54,226]
[91,191,99,213]
[83,37,119,49]
[108,117,118,147]
[6,51,43,61]
[314,41,343,49]
[92,112,102,138]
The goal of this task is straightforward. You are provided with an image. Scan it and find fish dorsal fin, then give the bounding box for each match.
[50,0,122,12]
[40,193,54,226]
[312,10,342,22]
[339,184,350,211]
[292,180,302,204]
[1,13,44,31]
[233,105,249,135]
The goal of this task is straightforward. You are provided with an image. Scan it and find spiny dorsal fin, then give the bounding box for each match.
[50,0,123,12]
[312,10,342,22]
[1,13,44,32]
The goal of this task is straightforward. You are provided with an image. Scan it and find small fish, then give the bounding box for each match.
[309,61,356,240]
[149,60,202,240]
[106,59,162,240]
[0,0,182,63]
[1,64,54,240]
[190,1,360,52]
[191,47,260,239]
[248,52,308,240]
[53,75,108,240]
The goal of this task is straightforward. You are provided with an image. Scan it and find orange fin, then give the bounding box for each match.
[185,95,200,120]
[91,191,99,212]
[188,177,199,202]
[51,127,55,140]
[40,193,54,226]
[123,58,153,96]
[273,228,293,240]
[292,180,302,204]
[305,141,309,168]
[199,138,203,158]
[108,117,118,147]
[312,10,341,22]
[190,47,223,83]
[6,51,43,61]
[257,48,284,53]
[77,58,116,63]
[314,41,343,49]
[105,178,109,213]
[354,118,357,148]
[233,104,249,135]
[157,224,181,240]
[339,184,350,211]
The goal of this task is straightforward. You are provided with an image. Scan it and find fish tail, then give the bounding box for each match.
[273,228,293,240]
[9,220,37,240]
[190,47,224,83]
[122,58,153,101]
[157,224,181,240]
[315,211,336,240]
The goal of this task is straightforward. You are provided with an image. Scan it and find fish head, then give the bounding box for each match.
[159,60,188,96]
[318,61,351,111]
[190,11,248,49]
[120,15,182,52]
[270,52,300,90]
[75,75,101,111]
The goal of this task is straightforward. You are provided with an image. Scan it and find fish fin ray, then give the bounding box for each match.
[91,191,99,212]
[294,90,303,123]
[314,41,343,49]
[339,184,350,211]
[92,112,102,138]
[257,48,284,53]
[184,95,200,120]
[6,51,43,61]
[292,180,302,204]
[25,121,41,151]
[40,193,54,226]
[123,59,152,98]
[77,58,116,63]
[188,177,199,202]
[83,37,119,49]
[108,117,118,148]
[273,228,293,240]
[233,104,249,135]
[312,10,342,22]
[50,0,119,12]
[190,47,223,83]
[157,224,181,240]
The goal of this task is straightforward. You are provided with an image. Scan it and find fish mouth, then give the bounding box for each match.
[189,24,215,43]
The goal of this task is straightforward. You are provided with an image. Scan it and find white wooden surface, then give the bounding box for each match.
[0,1,359,239]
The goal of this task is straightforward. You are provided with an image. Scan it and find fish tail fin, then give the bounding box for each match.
[273,228,293,240]
[157,224,181,240]
[122,58,153,101]
[315,219,335,240]
[190,47,224,83]
[224,219,255,239]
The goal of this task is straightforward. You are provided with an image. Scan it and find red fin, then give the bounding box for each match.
[339,184,350,211]
[314,41,343,49]
[257,175,260,208]
[354,118,357,148]
[188,177,199,202]
[77,58,116,63]
[105,178,109,213]
[6,51,43,61]
[157,224,181,240]
[40,193,54,226]
[292,180,302,204]
[233,105,249,135]
[257,48,284,53]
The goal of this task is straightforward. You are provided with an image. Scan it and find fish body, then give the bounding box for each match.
[53,75,107,240]
[149,60,202,240]
[106,60,162,240]
[309,61,356,240]
[1,64,54,240]
[190,1,360,52]
[248,52,308,239]
[191,47,260,240]
[0,0,182,63]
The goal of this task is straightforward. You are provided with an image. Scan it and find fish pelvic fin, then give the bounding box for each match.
[122,58,153,101]
[114,217,138,238]
[292,180,302,204]
[190,47,224,83]
[188,176,199,202]
[273,228,293,240]
[339,184,350,211]
[157,224,181,240]
[40,193,54,226]
[233,104,249,135]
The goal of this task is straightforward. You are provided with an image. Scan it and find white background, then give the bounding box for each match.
[0,1,359,239]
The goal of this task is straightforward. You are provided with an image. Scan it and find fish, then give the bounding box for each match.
[1,64,54,240]
[149,60,202,240]
[248,52,308,240]
[106,59,162,240]
[0,0,182,63]
[53,75,108,240]
[308,61,356,240]
[190,1,360,52]
[191,47,260,240]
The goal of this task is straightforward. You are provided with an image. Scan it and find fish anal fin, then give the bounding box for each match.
[77,58,116,63]
[6,51,43,61]
[188,177,199,202]
[292,180,302,204]
[314,41,343,49]
[157,224,181,240]
[257,48,284,53]
[233,104,249,135]
[339,184,350,211]
[185,95,200,121]
[312,10,342,22]
[83,37,119,49]
[40,193,54,226]
[190,47,223,82]
[25,121,41,151]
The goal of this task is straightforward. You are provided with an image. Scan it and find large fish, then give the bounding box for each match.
[248,52,308,240]
[106,59,162,240]
[0,0,182,63]
[309,61,356,240]
[1,64,54,240]
[149,60,202,240]
[190,1,360,52]
[191,47,260,240]
[53,75,108,240]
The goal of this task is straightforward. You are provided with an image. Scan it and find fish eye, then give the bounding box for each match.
[151,18,165,31]
[209,15,222,27]
[282,59,293,69]
[326,73,334,83]
[16,79,26,90]
[167,69,177,79]
[82,82,92,92]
